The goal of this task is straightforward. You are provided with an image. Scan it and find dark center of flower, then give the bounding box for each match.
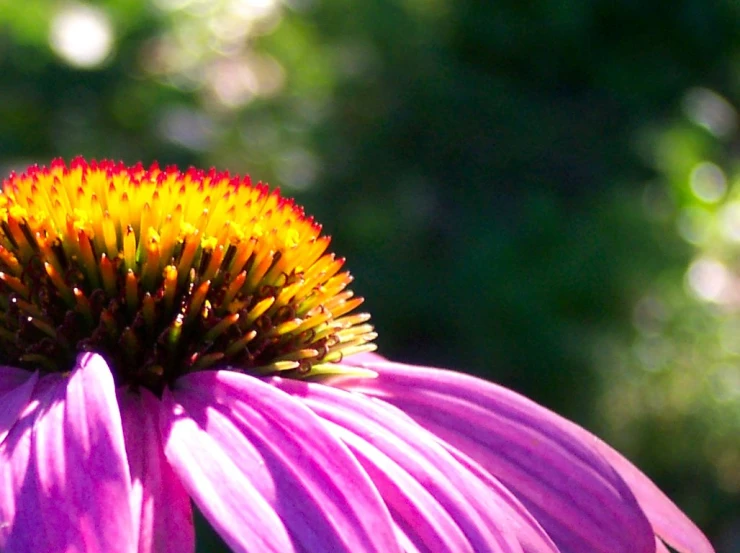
[0,158,376,394]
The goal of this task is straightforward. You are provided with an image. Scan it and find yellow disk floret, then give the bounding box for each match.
[0,157,376,391]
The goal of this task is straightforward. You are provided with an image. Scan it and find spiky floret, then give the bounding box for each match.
[0,157,376,392]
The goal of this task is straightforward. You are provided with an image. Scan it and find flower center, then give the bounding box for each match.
[0,158,376,393]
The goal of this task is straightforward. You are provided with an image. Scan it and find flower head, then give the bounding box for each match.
[0,158,375,389]
[0,158,715,553]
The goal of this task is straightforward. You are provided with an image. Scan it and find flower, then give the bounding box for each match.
[0,158,714,553]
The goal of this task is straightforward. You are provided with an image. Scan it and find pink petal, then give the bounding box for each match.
[167,370,402,553]
[274,377,556,553]
[584,437,715,553]
[447,447,563,553]
[1,353,135,552]
[336,358,656,553]
[343,352,386,365]
[0,375,60,550]
[160,385,294,553]
[0,368,37,446]
[324,420,477,553]
[345,355,716,553]
[0,366,36,393]
[118,387,194,553]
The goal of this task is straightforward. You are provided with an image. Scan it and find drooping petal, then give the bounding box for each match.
[447,447,563,553]
[160,385,294,553]
[336,358,657,553]
[166,370,402,553]
[0,368,37,446]
[584,438,715,553]
[0,366,36,393]
[118,387,194,553]
[345,355,716,553]
[274,377,560,553]
[0,353,135,553]
[0,375,59,550]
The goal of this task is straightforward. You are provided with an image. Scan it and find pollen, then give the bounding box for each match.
[0,157,376,391]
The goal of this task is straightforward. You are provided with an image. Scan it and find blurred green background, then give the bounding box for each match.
[1,0,738,550]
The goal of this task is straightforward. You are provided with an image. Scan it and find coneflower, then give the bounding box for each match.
[0,158,714,553]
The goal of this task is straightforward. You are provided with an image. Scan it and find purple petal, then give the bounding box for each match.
[345,356,716,553]
[1,353,135,552]
[344,352,386,365]
[167,370,402,553]
[160,386,294,553]
[0,374,59,550]
[446,446,563,553]
[274,377,559,553]
[0,366,36,393]
[336,358,656,553]
[583,437,715,553]
[118,387,194,553]
[0,368,38,446]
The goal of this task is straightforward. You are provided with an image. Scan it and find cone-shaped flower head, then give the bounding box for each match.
[0,157,375,391]
[0,158,716,553]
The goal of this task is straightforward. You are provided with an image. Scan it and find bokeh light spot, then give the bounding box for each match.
[690,162,727,204]
[683,87,738,139]
[720,202,740,242]
[49,4,114,68]
[157,106,215,151]
[686,258,730,302]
